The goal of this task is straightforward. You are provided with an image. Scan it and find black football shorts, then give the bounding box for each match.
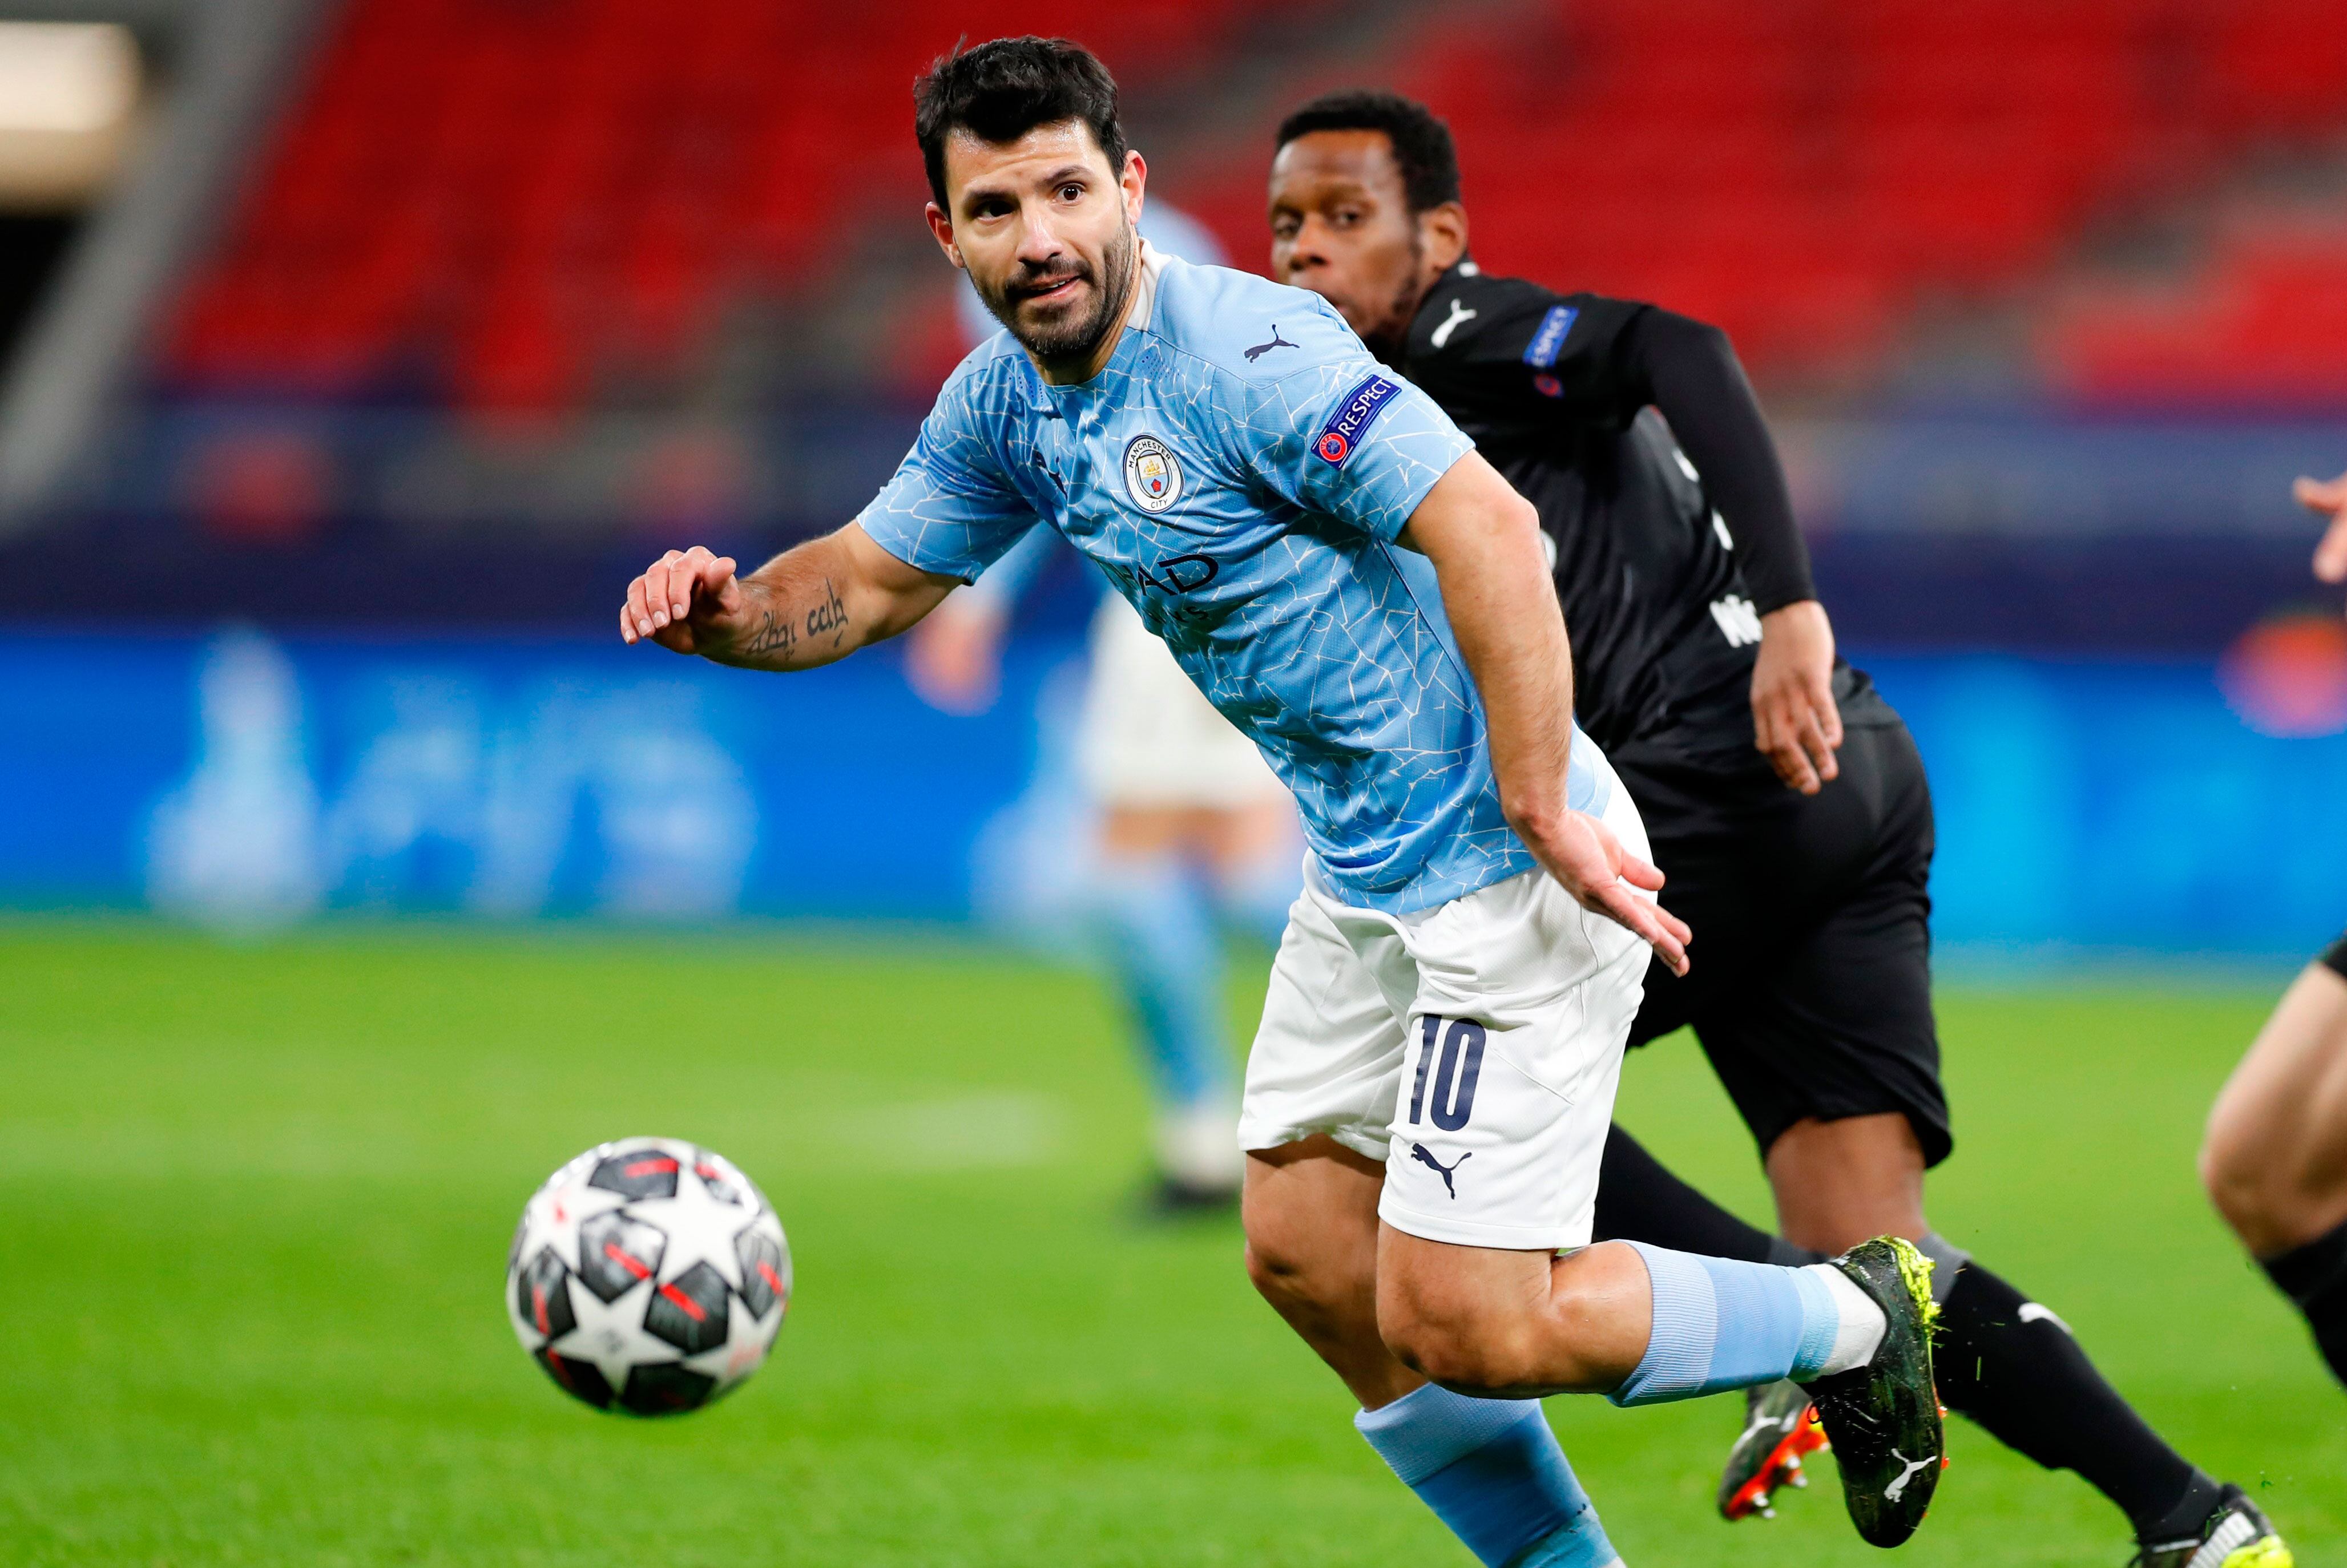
[1615,717,1950,1167]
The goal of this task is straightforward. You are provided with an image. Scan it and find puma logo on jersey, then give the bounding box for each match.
[1409,1143,1471,1198]
[1429,297,1478,350]
[1030,448,1067,495]
[1244,325,1297,362]
[1709,593,1763,648]
[1883,1450,1934,1503]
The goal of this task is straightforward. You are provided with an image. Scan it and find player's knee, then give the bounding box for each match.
[1378,1310,1528,1395]
[1242,1236,1302,1302]
[2199,1112,2299,1252]
[1243,1234,1349,1316]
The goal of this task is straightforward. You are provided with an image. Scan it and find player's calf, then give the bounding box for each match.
[1376,1236,1654,1397]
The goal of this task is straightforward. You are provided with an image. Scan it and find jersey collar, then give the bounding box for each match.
[1024,238,1164,411]
[1401,259,1482,363]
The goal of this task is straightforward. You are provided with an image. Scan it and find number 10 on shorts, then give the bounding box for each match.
[1408,1016,1487,1131]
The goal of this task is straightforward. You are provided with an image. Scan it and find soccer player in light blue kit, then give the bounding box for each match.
[620,38,1943,1564]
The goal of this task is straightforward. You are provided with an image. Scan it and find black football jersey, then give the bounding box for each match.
[1399,269,1761,759]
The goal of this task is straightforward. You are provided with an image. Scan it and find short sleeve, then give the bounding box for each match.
[1241,358,1474,543]
[958,522,1057,612]
[1517,292,1648,422]
[854,387,1041,583]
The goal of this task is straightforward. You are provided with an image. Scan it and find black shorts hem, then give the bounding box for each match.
[2322,932,2347,982]
[1744,1093,1955,1173]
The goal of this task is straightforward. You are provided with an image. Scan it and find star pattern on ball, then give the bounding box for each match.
[545,1268,656,1397]
[509,1137,789,1416]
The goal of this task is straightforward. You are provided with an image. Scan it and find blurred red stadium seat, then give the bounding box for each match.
[165,0,1272,414]
[163,0,2347,407]
[1249,0,2347,387]
[2048,217,2347,404]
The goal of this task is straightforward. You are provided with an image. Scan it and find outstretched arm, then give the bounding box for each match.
[1401,452,1692,975]
[620,524,959,669]
[1616,308,1841,794]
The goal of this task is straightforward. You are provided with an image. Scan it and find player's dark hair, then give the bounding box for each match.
[914,37,1130,209]
[1274,89,1461,215]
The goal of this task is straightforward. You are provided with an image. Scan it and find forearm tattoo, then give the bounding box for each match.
[807,577,848,646]
[733,608,799,662]
[724,577,852,668]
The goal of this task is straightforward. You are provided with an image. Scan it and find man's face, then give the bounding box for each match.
[1267,130,1450,355]
[930,120,1143,367]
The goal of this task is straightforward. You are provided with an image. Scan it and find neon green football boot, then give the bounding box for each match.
[2130,1486,2293,1568]
[1802,1236,1945,1548]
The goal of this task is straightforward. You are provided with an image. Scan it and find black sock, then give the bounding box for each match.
[1592,1124,1820,1267]
[1935,1261,2217,1539]
[2259,1216,2347,1385]
[1596,1125,2223,1535]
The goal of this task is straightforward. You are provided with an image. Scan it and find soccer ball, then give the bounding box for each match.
[506,1136,790,1416]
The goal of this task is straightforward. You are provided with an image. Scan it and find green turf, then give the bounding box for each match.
[1,923,2338,1566]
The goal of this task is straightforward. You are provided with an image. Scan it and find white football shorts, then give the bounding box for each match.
[1237,759,1652,1251]
[1076,595,1285,809]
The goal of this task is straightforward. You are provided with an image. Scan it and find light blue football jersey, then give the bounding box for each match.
[858,248,1606,914]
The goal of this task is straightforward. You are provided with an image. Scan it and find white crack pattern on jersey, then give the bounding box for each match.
[857,249,1608,915]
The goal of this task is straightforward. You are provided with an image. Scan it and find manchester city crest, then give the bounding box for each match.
[1122,433,1183,514]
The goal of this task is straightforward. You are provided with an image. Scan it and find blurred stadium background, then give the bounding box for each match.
[2,3,2344,1564]
[2,0,2346,947]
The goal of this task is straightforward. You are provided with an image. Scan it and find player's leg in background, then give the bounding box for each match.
[1765,1106,2259,1553]
[1203,793,1302,950]
[1089,803,1245,1204]
[1079,596,1296,1207]
[2201,945,2347,1385]
[1724,723,2265,1555]
[1593,1122,1816,1267]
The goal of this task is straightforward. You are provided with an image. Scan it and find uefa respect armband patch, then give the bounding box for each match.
[1313,375,1402,467]
[1523,304,1578,369]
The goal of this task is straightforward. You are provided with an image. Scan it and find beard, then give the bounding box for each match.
[1365,231,1427,358]
[974,217,1138,366]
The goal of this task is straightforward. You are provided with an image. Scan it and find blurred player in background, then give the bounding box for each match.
[624,37,1950,1566]
[907,205,1299,1210]
[2201,466,2347,1389]
[1267,90,2292,1568]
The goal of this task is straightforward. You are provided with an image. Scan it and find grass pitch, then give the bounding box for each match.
[1,923,2338,1567]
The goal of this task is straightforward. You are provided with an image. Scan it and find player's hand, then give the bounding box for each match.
[906,596,1007,714]
[2294,470,2347,608]
[620,546,743,655]
[1751,599,1843,795]
[1525,809,1692,976]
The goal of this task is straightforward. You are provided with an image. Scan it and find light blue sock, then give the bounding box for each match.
[1088,855,1231,1109]
[1607,1242,1856,1407]
[1356,1384,1619,1568]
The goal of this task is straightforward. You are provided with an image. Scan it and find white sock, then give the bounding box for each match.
[1155,1101,1242,1192]
[1804,1263,1886,1376]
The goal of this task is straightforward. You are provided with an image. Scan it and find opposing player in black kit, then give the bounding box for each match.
[1265,91,2292,1568]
